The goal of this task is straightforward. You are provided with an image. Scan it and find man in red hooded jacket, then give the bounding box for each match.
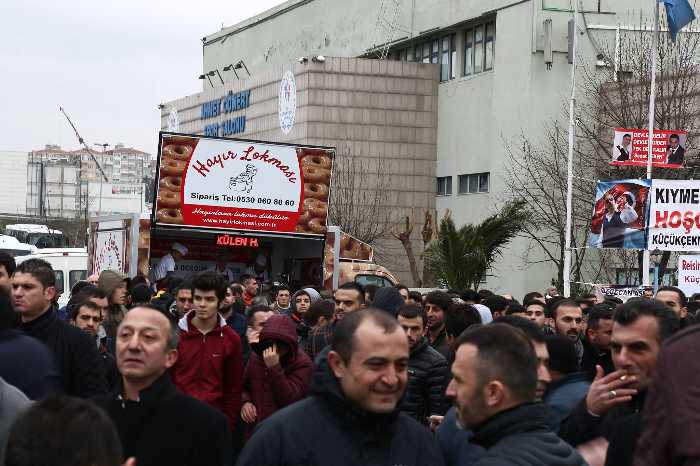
[171,271,243,431]
[240,314,313,436]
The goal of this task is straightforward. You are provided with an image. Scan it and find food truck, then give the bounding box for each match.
[89,132,397,292]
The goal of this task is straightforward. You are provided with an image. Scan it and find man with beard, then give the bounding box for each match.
[655,286,695,328]
[424,291,452,359]
[305,283,364,361]
[236,309,443,466]
[436,315,551,466]
[551,299,584,364]
[581,305,615,380]
[560,299,679,466]
[446,324,584,465]
[397,304,449,425]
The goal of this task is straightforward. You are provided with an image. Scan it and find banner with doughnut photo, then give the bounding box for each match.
[154,133,334,236]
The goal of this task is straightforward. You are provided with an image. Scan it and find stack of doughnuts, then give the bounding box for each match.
[156,138,193,225]
[339,234,372,260]
[296,148,332,234]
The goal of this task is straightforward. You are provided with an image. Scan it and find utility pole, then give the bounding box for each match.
[94,142,109,215]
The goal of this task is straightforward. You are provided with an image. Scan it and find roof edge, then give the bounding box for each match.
[203,0,315,45]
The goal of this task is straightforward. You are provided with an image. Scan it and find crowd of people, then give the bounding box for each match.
[0,250,698,466]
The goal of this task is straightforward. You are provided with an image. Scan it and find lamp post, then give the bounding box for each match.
[650,248,663,293]
[94,143,109,215]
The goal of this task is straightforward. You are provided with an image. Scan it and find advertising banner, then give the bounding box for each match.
[647,180,700,251]
[594,284,651,303]
[610,128,687,168]
[154,133,334,236]
[93,227,126,274]
[588,179,651,249]
[677,255,700,297]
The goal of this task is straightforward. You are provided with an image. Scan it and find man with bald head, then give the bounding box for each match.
[93,305,231,466]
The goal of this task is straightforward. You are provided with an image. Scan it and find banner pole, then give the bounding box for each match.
[642,0,660,287]
[563,0,579,297]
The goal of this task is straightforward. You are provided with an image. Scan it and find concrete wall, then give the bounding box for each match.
[0,151,27,215]
[161,58,438,285]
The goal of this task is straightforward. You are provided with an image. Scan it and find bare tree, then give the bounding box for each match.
[505,16,700,289]
[504,123,597,293]
[391,211,422,286]
[328,152,394,245]
[576,17,700,284]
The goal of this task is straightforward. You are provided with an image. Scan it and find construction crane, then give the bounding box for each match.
[59,107,109,182]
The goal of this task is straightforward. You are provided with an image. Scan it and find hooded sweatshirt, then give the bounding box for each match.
[98,270,129,352]
[284,288,321,344]
[241,314,313,434]
[171,311,243,431]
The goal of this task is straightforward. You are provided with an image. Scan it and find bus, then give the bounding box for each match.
[5,224,69,249]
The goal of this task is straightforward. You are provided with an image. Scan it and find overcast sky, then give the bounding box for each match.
[0,0,286,154]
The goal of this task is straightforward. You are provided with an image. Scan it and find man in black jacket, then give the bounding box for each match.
[93,305,231,466]
[581,305,615,380]
[11,259,107,397]
[237,309,443,466]
[559,299,680,466]
[446,323,584,465]
[397,303,449,425]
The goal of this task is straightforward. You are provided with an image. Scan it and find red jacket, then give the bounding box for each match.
[242,314,313,433]
[171,312,243,431]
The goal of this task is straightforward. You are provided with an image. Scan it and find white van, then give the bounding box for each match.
[14,249,88,308]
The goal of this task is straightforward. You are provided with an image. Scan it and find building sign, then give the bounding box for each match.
[678,255,700,296]
[648,180,700,251]
[201,89,251,137]
[610,128,687,168]
[154,132,334,236]
[594,284,650,303]
[588,179,700,252]
[278,70,296,134]
[216,234,260,247]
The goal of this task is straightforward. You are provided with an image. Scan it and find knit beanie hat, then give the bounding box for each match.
[98,270,129,299]
[372,287,405,317]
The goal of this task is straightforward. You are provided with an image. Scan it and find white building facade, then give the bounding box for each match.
[174,0,654,296]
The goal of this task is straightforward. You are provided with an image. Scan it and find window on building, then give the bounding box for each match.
[464,20,495,76]
[422,43,431,63]
[440,34,456,82]
[474,25,484,74]
[431,40,439,64]
[458,173,489,194]
[436,176,453,196]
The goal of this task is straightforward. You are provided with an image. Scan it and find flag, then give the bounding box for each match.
[659,0,696,41]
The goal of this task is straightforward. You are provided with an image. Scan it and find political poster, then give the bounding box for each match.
[153,132,334,236]
[594,284,651,303]
[647,180,700,251]
[677,255,700,297]
[588,179,651,249]
[610,128,687,168]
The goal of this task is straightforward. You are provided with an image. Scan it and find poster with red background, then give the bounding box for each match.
[610,128,687,168]
[154,133,334,236]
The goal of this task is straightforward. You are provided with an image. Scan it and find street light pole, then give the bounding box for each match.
[94,143,109,215]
